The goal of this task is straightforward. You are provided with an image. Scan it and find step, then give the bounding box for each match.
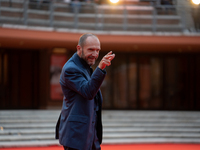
[1,127,199,136]
[1,122,200,129]
[0,140,60,148]
[1,132,200,142]
[102,138,200,144]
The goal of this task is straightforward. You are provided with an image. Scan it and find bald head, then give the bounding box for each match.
[78,33,99,48]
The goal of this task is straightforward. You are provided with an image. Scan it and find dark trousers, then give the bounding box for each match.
[63,146,77,150]
[63,145,100,150]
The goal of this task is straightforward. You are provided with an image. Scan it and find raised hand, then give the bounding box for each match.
[98,51,115,70]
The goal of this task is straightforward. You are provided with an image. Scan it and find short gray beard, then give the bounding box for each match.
[81,50,93,66]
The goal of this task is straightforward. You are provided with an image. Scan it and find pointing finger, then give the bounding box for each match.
[107,54,115,61]
[106,51,113,55]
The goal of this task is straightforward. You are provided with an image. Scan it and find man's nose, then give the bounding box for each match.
[92,51,99,57]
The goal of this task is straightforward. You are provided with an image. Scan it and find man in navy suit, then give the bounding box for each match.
[56,33,115,150]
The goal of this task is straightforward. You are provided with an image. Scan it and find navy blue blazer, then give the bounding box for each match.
[56,53,106,150]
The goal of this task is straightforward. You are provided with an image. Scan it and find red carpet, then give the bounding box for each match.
[1,144,200,150]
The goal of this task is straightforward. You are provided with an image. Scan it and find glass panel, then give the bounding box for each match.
[195,55,200,109]
[139,56,151,109]
[101,65,113,109]
[150,58,163,109]
[3,54,8,85]
[164,57,179,109]
[98,53,113,109]
[113,54,128,109]
[50,54,67,101]
[0,53,2,84]
[128,56,137,109]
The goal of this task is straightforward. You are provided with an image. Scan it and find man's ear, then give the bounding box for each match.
[77,45,82,56]
[77,45,80,50]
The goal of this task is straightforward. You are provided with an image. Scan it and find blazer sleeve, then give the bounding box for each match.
[60,65,106,100]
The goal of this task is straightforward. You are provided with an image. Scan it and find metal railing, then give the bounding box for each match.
[0,0,196,32]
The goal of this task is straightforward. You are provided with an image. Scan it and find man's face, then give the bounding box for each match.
[78,36,101,66]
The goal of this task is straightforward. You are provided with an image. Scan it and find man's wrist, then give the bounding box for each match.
[98,66,106,73]
[98,64,105,70]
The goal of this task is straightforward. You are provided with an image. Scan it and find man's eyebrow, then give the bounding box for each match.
[88,48,100,50]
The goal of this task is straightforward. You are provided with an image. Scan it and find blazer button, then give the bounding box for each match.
[92,121,94,123]
[94,108,96,110]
